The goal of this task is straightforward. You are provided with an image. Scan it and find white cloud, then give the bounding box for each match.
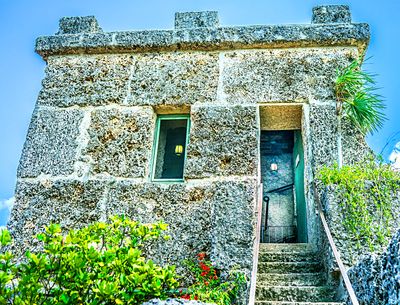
[389,141,400,171]
[0,197,15,211]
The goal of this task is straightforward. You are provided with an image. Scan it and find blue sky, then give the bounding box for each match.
[1,0,400,226]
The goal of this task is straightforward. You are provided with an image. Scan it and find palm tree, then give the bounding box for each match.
[334,55,386,167]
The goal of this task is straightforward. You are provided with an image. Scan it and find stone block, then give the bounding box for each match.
[7,179,106,256]
[57,16,102,35]
[185,105,258,178]
[312,5,351,24]
[17,108,83,178]
[84,107,154,178]
[128,52,219,106]
[106,179,257,274]
[175,11,219,29]
[309,104,338,171]
[114,30,174,49]
[222,48,356,104]
[210,180,257,271]
[341,117,372,165]
[38,54,132,107]
[106,181,214,273]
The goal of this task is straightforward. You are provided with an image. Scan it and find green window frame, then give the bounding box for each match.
[150,114,190,182]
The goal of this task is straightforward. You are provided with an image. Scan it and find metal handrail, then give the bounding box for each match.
[262,183,295,242]
[312,181,359,305]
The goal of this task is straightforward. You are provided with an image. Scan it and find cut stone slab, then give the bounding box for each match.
[128,52,219,106]
[84,107,154,177]
[38,54,132,107]
[186,105,258,178]
[57,16,103,34]
[7,179,106,257]
[222,48,356,104]
[17,108,83,178]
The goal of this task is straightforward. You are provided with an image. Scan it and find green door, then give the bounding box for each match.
[293,131,308,243]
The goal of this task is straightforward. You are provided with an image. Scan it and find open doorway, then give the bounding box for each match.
[259,129,307,243]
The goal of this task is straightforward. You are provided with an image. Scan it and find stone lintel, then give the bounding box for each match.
[36,22,370,58]
[312,5,351,24]
[175,11,219,29]
[57,16,103,35]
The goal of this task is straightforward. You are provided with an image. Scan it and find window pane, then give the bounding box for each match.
[153,118,188,180]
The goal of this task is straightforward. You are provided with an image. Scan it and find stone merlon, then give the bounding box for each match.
[35,5,369,58]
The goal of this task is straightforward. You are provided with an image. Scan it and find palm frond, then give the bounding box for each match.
[335,56,386,134]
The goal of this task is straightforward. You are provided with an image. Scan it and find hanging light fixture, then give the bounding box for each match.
[175,145,184,156]
[270,163,278,171]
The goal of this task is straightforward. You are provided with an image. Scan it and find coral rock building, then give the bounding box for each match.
[9,5,370,303]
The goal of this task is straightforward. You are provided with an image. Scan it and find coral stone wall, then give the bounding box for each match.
[8,7,371,303]
[348,228,400,305]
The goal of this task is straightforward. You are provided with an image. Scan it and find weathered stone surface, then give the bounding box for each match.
[38,54,132,107]
[18,108,83,178]
[210,180,257,271]
[84,107,154,177]
[128,52,219,106]
[341,117,373,165]
[143,299,214,305]
[107,181,213,272]
[222,48,355,104]
[175,11,219,29]
[312,5,351,24]
[57,16,102,35]
[35,22,370,57]
[7,179,106,256]
[348,229,400,305]
[309,104,338,171]
[106,179,256,274]
[185,105,258,178]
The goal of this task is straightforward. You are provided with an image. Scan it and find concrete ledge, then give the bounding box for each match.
[36,23,370,58]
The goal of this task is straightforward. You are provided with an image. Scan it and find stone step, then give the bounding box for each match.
[260,243,316,253]
[256,285,336,302]
[254,301,345,305]
[258,262,322,274]
[256,273,326,286]
[258,250,318,263]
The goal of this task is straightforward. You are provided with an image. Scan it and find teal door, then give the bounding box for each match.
[293,131,308,243]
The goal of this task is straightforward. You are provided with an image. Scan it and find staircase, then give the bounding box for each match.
[255,243,343,305]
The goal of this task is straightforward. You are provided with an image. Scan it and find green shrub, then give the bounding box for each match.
[318,157,400,251]
[0,216,178,304]
[181,252,246,305]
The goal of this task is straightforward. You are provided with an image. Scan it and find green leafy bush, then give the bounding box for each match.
[318,157,400,250]
[0,216,178,304]
[181,252,246,305]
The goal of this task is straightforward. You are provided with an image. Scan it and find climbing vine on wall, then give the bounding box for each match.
[318,157,400,251]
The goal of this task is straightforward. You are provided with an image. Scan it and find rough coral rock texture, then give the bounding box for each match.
[8,7,375,305]
[348,228,400,305]
[186,105,258,178]
[106,179,256,277]
[309,104,338,171]
[57,16,103,35]
[222,48,355,104]
[84,107,154,177]
[7,180,106,257]
[128,52,219,106]
[18,108,84,178]
[38,54,132,107]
